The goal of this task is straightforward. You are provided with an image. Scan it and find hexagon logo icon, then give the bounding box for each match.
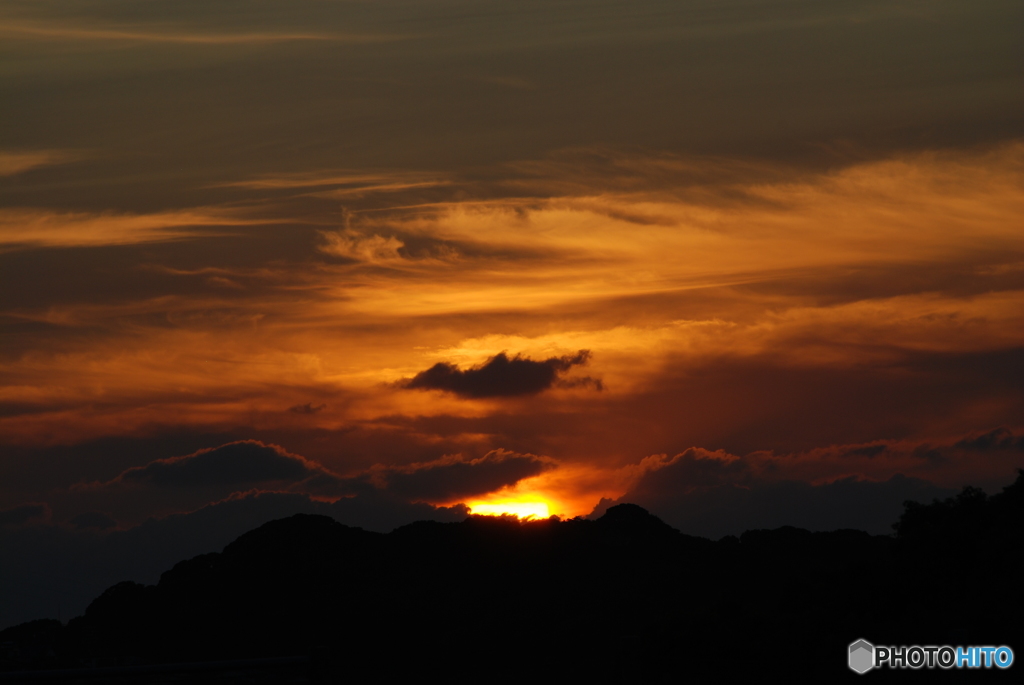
[849,639,874,674]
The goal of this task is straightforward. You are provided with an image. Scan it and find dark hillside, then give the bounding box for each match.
[2,471,1023,682]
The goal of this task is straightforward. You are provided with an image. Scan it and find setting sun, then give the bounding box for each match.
[468,501,551,519]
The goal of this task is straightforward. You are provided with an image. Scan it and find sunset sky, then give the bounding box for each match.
[2,0,1023,625]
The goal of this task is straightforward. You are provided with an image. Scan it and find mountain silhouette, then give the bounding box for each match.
[2,472,1023,682]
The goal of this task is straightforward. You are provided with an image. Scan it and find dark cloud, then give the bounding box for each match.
[840,444,888,458]
[345,450,555,502]
[0,504,49,527]
[592,448,958,538]
[911,443,947,465]
[288,403,326,414]
[60,441,345,525]
[0,432,246,498]
[69,512,117,531]
[106,441,551,503]
[403,350,597,397]
[955,427,1024,452]
[54,440,546,527]
[106,440,330,489]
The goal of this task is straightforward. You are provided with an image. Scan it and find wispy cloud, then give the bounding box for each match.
[0,22,401,45]
[0,208,279,250]
[0,150,82,177]
[319,229,406,264]
[217,172,448,197]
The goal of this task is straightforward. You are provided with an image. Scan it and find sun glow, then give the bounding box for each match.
[468,501,551,519]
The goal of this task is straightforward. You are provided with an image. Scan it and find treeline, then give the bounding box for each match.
[2,470,1022,682]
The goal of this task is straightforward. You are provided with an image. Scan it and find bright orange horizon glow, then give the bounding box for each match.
[467,501,552,519]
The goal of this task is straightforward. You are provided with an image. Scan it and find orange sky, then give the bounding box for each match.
[2,0,1023,536]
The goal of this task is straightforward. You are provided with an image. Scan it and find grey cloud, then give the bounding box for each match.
[403,350,598,398]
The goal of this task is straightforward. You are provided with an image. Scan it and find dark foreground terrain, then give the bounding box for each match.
[3,471,1022,683]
